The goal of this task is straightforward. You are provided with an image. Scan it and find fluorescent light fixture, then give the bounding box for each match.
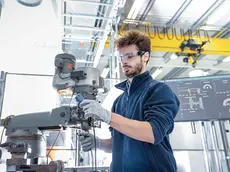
[75,59,94,64]
[93,25,109,68]
[188,69,209,77]
[101,67,110,78]
[170,54,178,59]
[206,1,230,25]
[127,0,143,19]
[151,68,162,79]
[222,56,230,62]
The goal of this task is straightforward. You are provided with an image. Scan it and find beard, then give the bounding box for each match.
[124,59,144,78]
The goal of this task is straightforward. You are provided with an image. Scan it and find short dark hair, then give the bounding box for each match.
[115,30,151,56]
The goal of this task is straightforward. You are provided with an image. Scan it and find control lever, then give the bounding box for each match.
[75,94,84,104]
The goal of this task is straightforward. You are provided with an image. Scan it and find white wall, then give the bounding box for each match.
[0,1,63,170]
[2,74,57,117]
[0,0,62,75]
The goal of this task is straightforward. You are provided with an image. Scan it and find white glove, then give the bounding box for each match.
[79,99,112,124]
[78,132,101,152]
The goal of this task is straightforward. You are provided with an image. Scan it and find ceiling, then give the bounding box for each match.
[0,0,230,81]
[113,0,230,80]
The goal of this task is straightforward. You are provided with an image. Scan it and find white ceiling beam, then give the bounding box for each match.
[127,0,143,19]
[93,0,124,68]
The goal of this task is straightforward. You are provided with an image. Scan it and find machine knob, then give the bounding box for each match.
[49,160,65,172]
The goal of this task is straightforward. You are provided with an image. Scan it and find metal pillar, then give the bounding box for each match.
[110,30,116,79]
[109,22,119,86]
[0,71,6,119]
[75,129,79,167]
[219,121,230,171]
[114,19,120,79]
[209,121,223,172]
[200,122,212,172]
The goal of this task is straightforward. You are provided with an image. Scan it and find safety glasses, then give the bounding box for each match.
[118,51,146,62]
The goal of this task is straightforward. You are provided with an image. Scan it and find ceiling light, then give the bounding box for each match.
[170,54,178,59]
[16,0,43,7]
[222,56,230,62]
[188,69,209,77]
[75,59,94,64]
[151,68,162,79]
[127,0,143,19]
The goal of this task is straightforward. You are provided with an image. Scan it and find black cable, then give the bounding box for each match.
[156,26,166,40]
[46,80,77,163]
[174,28,183,41]
[69,91,75,107]
[68,80,77,107]
[0,115,14,145]
[93,126,97,172]
[46,130,61,163]
[187,29,192,39]
[205,30,210,42]
[166,27,174,40]
[146,25,156,39]
[0,128,5,144]
[90,150,94,172]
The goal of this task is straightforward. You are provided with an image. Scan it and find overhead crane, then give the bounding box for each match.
[105,25,230,56]
[103,25,230,68]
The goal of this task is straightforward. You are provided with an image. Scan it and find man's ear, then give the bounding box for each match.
[143,52,150,63]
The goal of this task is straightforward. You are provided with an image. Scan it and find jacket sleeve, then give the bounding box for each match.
[109,96,120,137]
[143,83,180,145]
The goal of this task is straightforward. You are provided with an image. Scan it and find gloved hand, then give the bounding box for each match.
[79,99,112,124]
[78,132,101,152]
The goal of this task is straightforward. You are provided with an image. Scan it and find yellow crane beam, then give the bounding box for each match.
[104,31,230,56]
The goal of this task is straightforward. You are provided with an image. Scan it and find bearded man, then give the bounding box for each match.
[79,30,180,172]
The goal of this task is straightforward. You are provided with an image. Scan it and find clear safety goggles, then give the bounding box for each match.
[118,51,146,62]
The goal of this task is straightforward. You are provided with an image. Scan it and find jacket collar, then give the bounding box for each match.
[115,71,152,93]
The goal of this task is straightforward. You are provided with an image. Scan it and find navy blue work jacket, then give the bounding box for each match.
[110,71,180,172]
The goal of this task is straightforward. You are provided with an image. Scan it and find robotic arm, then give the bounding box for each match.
[0,53,106,172]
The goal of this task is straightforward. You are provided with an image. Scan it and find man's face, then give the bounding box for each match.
[117,45,148,78]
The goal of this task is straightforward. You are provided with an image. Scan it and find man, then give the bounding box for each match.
[79,30,180,172]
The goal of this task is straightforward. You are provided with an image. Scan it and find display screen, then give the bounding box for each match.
[165,74,230,122]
